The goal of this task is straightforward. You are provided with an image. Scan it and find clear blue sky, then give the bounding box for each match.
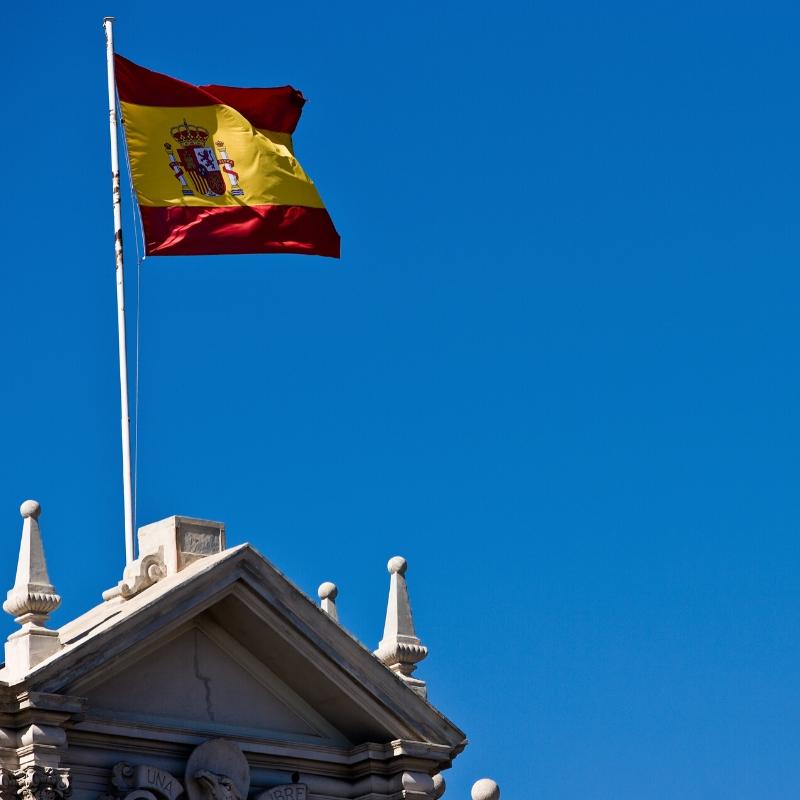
[1,2,798,797]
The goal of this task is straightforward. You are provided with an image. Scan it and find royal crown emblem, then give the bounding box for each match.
[163,120,244,198]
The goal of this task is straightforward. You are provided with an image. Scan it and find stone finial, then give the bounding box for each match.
[3,502,60,623]
[3,501,61,679]
[471,778,500,800]
[374,556,429,698]
[317,582,339,621]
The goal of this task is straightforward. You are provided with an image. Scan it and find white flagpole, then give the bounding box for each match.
[103,16,135,565]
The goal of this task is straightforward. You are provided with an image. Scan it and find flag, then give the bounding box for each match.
[115,55,340,258]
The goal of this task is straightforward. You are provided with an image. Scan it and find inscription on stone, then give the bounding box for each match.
[134,768,180,800]
[102,763,183,800]
[179,527,220,556]
[256,787,307,800]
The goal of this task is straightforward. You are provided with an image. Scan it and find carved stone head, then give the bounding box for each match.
[193,772,240,800]
[185,740,249,800]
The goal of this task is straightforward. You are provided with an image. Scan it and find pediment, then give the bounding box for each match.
[72,616,349,746]
[25,545,465,752]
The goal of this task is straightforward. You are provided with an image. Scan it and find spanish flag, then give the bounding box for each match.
[115,55,340,258]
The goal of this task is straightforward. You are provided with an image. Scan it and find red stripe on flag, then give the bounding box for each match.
[115,55,306,134]
[140,204,341,258]
[115,55,215,107]
[201,84,305,134]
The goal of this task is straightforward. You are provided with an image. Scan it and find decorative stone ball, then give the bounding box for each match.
[471,778,500,800]
[19,499,41,519]
[318,581,338,600]
[387,555,407,575]
[432,773,446,799]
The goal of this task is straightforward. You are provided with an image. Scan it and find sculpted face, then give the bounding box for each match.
[183,738,250,800]
[194,770,242,800]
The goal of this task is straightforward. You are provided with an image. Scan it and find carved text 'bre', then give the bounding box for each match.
[255,786,307,800]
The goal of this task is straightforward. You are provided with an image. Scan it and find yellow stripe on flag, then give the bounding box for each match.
[121,101,327,209]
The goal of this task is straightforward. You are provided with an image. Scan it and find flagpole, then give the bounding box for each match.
[103,16,135,565]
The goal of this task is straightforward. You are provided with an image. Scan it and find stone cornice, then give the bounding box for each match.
[66,723,460,780]
[0,692,85,729]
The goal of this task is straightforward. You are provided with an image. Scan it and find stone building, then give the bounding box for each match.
[0,503,500,800]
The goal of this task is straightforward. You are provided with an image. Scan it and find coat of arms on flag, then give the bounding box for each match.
[164,121,245,198]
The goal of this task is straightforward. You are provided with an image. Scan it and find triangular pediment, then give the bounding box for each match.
[73,616,349,746]
[23,545,465,754]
